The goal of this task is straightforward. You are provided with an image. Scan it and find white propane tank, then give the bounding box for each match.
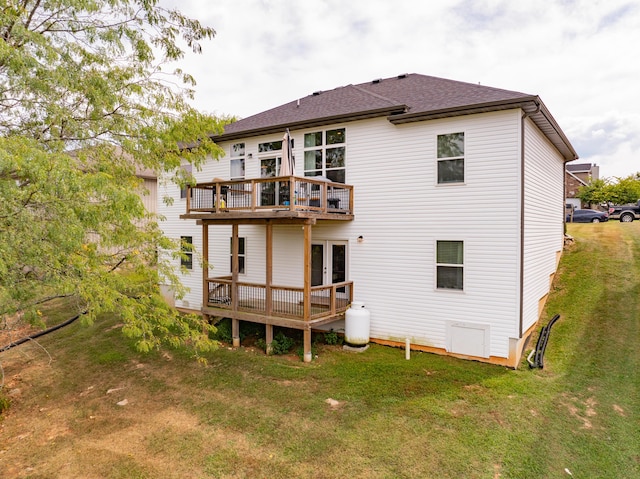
[344,301,370,347]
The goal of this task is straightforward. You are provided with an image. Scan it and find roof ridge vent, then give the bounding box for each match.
[312,90,322,96]
[372,78,382,84]
[397,73,408,79]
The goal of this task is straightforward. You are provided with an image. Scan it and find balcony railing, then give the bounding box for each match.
[186,176,353,215]
[206,276,353,321]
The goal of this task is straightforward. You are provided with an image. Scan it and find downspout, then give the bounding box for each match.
[519,101,541,338]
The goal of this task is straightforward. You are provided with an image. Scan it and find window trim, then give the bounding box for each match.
[180,236,193,270]
[230,142,246,180]
[303,127,346,183]
[436,131,465,185]
[230,236,246,275]
[435,240,464,291]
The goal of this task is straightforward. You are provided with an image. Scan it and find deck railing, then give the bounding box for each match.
[206,277,353,320]
[186,176,353,214]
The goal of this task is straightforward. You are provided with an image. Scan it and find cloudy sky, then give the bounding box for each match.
[162,0,639,179]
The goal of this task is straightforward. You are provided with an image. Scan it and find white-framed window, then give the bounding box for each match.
[303,128,345,183]
[230,142,245,180]
[230,237,246,275]
[436,240,463,290]
[180,236,193,270]
[437,132,464,184]
[259,140,282,179]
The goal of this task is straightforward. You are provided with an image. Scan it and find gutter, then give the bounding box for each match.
[389,97,578,162]
[387,96,540,124]
[211,105,407,142]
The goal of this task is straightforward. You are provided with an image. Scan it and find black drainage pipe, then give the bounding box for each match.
[527,314,561,369]
[0,311,85,353]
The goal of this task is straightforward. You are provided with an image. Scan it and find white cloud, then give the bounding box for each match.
[161,0,640,178]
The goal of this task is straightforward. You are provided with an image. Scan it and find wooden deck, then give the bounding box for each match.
[181,176,354,221]
[182,177,355,362]
[203,277,352,330]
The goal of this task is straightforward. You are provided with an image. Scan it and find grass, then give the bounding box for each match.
[1,222,639,478]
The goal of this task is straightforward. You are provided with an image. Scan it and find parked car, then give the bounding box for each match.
[608,200,640,222]
[566,209,609,223]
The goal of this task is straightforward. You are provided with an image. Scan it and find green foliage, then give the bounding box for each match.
[211,318,233,343]
[257,331,295,355]
[577,174,640,205]
[0,0,231,358]
[0,393,9,415]
[609,174,640,204]
[576,178,612,205]
[271,331,295,355]
[323,329,342,345]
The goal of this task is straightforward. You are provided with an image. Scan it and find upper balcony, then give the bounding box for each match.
[182,176,354,221]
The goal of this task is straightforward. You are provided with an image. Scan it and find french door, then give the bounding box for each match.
[311,241,347,291]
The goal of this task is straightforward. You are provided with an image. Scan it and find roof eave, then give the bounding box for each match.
[211,105,407,142]
[388,96,578,162]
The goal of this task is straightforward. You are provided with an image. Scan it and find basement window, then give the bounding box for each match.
[436,240,464,290]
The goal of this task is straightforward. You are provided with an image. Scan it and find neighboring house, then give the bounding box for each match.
[565,162,599,209]
[135,165,157,216]
[159,73,578,367]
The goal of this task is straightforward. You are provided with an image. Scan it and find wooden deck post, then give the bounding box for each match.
[231,224,240,348]
[303,328,312,363]
[202,222,210,322]
[265,222,273,354]
[303,222,312,362]
[265,222,273,316]
[265,324,274,355]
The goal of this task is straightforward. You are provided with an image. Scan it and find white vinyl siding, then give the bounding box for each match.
[157,172,203,310]
[521,116,565,334]
[138,178,157,214]
[159,108,565,361]
[342,111,521,358]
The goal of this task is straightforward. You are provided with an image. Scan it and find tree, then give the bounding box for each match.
[0,0,227,359]
[576,178,613,206]
[609,175,640,205]
[577,174,640,206]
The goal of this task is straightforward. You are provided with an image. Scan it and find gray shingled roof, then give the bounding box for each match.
[566,163,594,172]
[213,73,578,161]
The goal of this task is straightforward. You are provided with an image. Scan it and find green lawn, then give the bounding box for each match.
[1,222,638,478]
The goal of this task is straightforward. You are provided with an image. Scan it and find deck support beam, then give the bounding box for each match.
[202,223,210,323]
[265,324,274,355]
[303,222,312,362]
[303,329,312,363]
[265,222,273,354]
[231,224,240,348]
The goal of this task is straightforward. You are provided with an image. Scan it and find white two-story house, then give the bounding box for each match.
[159,73,578,367]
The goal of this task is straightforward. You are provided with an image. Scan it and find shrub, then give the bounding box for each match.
[211,318,232,343]
[257,331,295,355]
[324,329,342,345]
[271,331,295,355]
